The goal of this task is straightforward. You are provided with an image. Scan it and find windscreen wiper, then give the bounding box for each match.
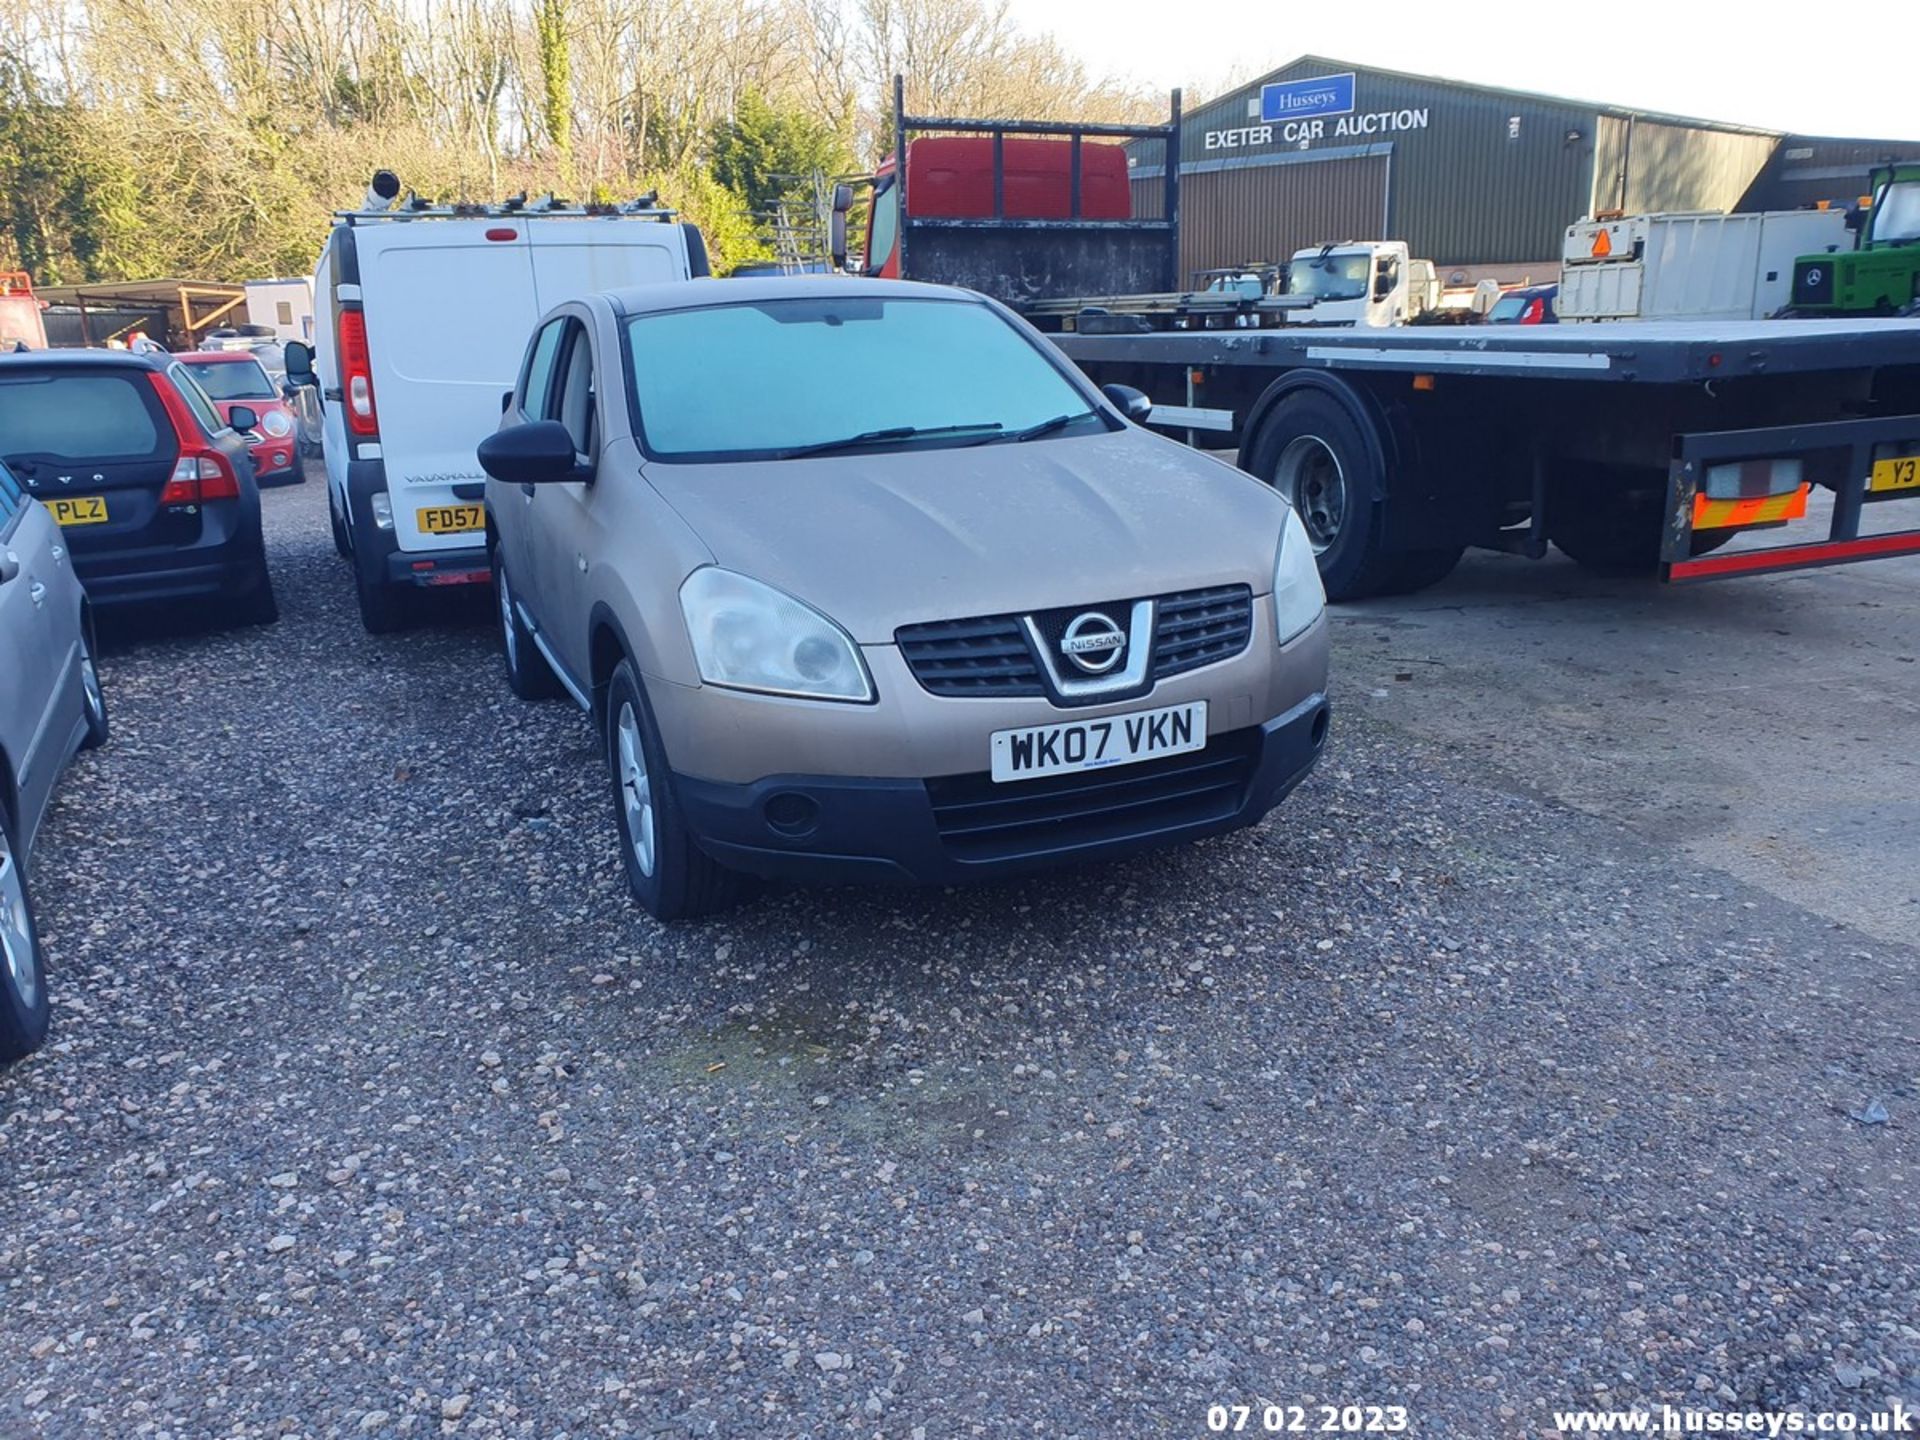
[968,409,1099,445]
[783,422,1002,458]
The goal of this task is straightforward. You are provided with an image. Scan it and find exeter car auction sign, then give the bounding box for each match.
[1204,72,1431,153]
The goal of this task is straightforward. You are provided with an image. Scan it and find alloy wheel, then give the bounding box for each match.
[615,702,657,878]
[0,826,38,1011]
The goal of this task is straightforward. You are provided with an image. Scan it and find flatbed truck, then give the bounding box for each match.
[870,80,1920,598]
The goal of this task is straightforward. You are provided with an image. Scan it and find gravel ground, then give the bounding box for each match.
[3,473,1916,1440]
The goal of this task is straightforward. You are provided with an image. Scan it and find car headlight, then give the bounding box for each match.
[260,408,293,437]
[679,567,874,702]
[1272,507,1326,645]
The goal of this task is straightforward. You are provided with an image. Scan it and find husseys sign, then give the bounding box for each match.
[1204,72,1431,153]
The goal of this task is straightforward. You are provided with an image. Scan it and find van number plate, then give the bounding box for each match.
[990,700,1207,784]
[418,504,484,534]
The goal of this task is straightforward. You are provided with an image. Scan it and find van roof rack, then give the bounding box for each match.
[335,177,675,224]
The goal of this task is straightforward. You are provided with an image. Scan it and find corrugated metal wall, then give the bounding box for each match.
[1738,135,1920,211]
[1162,156,1390,280]
[1592,116,1777,215]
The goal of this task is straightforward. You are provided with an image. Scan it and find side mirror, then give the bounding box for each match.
[478,420,581,485]
[1101,383,1152,423]
[829,182,854,271]
[283,340,315,386]
[228,404,258,433]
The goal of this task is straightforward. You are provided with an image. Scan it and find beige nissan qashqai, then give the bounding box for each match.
[479,277,1330,920]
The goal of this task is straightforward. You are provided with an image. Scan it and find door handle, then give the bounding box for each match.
[29,580,47,608]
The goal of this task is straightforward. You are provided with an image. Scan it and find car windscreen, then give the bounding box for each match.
[1873,180,1920,245]
[182,358,277,400]
[1487,294,1529,321]
[0,372,163,460]
[1286,254,1370,301]
[625,296,1100,460]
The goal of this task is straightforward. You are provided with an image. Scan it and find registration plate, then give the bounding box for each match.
[47,496,108,527]
[990,700,1207,784]
[418,503,484,534]
[1870,455,1920,494]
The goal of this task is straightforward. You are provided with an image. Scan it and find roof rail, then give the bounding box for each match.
[334,173,676,224]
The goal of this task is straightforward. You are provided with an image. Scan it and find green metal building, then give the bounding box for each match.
[1126,56,1920,285]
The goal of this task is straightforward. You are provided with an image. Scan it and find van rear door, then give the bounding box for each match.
[356,222,539,555]
[527,221,690,311]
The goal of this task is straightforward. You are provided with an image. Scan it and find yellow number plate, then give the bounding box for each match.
[418,504,484,534]
[47,496,109,526]
[1871,455,1920,494]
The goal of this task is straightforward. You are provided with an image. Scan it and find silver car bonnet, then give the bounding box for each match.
[641,428,1288,644]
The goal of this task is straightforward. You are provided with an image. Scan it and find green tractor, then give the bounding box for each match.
[1787,163,1920,316]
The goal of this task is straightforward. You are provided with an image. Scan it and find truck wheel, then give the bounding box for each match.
[494,555,561,701]
[1246,389,1405,600]
[604,658,749,922]
[1382,547,1464,595]
[0,803,51,1063]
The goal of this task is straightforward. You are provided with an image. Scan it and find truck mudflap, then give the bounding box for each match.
[1662,415,1920,582]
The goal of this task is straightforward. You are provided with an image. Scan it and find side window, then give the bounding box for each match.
[520,319,568,418]
[867,175,899,274]
[0,459,19,533]
[169,365,223,435]
[552,323,596,457]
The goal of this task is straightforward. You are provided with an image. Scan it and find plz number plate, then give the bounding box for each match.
[1870,454,1920,494]
[990,700,1207,784]
[418,503,485,534]
[47,496,108,527]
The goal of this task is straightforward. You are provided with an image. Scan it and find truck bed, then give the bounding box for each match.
[1052,316,1920,385]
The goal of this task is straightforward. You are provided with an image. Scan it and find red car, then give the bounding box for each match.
[176,351,302,485]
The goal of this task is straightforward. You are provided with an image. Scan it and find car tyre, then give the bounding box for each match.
[495,555,561,701]
[604,658,748,922]
[353,566,408,634]
[0,803,50,1063]
[235,569,281,627]
[1247,389,1406,601]
[78,615,109,750]
[329,488,352,560]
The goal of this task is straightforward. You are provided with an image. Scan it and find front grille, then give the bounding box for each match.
[1152,585,1253,677]
[895,614,1044,697]
[925,728,1261,862]
[1792,260,1835,307]
[898,585,1254,699]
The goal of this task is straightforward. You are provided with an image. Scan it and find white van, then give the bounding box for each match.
[300,174,709,631]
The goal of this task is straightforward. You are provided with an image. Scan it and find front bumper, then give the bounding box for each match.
[673,692,1330,885]
[249,440,301,484]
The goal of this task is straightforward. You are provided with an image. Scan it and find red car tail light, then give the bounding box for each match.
[338,309,379,436]
[1520,297,1546,324]
[148,373,242,504]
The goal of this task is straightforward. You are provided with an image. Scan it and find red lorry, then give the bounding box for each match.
[0,273,48,352]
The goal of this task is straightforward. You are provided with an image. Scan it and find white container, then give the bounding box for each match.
[244,278,316,342]
[1560,210,1849,321]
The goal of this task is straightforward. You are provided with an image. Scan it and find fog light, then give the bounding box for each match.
[371,493,394,531]
[764,792,819,837]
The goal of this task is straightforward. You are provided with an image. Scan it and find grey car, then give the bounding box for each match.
[0,458,108,1059]
[478,277,1330,920]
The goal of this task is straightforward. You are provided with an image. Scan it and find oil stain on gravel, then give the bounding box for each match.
[1,471,1916,1439]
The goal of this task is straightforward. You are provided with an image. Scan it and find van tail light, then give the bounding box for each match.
[338,309,379,436]
[148,373,242,504]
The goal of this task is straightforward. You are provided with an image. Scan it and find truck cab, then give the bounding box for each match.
[1282,242,1434,327]
[1790,164,1920,316]
[0,273,48,352]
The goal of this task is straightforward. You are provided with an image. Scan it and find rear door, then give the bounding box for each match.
[0,470,73,844]
[0,365,187,562]
[357,223,540,555]
[527,221,689,310]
